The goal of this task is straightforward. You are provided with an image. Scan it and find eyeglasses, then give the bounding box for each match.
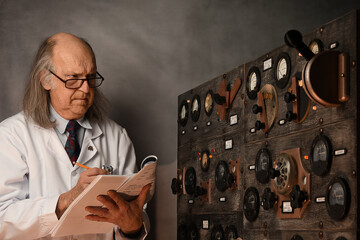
[49,70,104,89]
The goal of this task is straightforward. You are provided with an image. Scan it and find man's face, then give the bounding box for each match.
[43,39,96,120]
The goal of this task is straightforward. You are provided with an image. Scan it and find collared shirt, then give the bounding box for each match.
[49,105,92,148]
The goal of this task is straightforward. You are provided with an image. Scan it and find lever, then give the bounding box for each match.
[285,29,314,61]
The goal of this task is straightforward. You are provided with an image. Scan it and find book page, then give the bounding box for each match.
[51,158,157,237]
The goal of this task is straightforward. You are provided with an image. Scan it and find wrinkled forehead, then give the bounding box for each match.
[51,35,97,73]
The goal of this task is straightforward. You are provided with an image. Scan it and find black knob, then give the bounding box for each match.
[194,186,207,197]
[171,178,181,195]
[252,104,263,114]
[286,111,297,122]
[284,92,296,103]
[261,187,278,210]
[289,184,308,209]
[255,120,265,131]
[269,167,280,179]
[213,93,226,105]
[284,29,314,61]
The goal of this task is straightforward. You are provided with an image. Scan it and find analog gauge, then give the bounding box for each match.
[179,100,189,127]
[188,224,200,240]
[310,135,332,176]
[211,225,224,240]
[215,161,234,192]
[274,53,291,89]
[246,66,261,100]
[308,39,323,54]
[200,150,210,172]
[204,90,214,116]
[291,235,304,240]
[224,225,238,240]
[191,95,201,122]
[178,224,188,240]
[185,167,196,195]
[273,153,297,195]
[243,187,260,222]
[255,148,272,184]
[326,177,350,221]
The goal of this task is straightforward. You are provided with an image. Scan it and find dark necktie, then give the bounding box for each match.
[65,120,80,165]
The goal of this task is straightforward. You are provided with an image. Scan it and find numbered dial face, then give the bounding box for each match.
[311,135,332,176]
[224,225,238,240]
[178,100,189,127]
[211,225,224,240]
[326,177,350,221]
[200,150,210,172]
[273,153,297,195]
[191,95,201,122]
[185,167,196,195]
[246,67,261,99]
[255,148,271,184]
[274,53,291,89]
[243,187,260,222]
[204,90,214,116]
[215,161,233,192]
[309,39,323,54]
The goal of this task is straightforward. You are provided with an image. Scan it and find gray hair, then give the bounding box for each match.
[23,36,109,128]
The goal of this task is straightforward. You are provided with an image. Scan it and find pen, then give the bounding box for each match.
[75,162,90,170]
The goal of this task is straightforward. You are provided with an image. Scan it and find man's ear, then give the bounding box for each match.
[40,69,52,90]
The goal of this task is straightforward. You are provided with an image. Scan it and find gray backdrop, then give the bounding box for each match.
[1,1,360,239]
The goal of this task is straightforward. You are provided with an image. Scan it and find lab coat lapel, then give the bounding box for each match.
[77,122,103,167]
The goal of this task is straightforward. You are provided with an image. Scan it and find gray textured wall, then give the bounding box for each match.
[1,1,360,239]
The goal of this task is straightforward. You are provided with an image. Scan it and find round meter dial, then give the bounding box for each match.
[243,187,260,222]
[291,235,304,240]
[246,67,261,99]
[191,95,201,122]
[224,225,238,240]
[204,90,214,116]
[274,53,291,89]
[309,39,323,54]
[215,161,233,192]
[178,224,188,240]
[211,225,224,240]
[185,167,196,195]
[255,148,271,184]
[310,135,332,176]
[200,150,210,172]
[179,100,189,127]
[188,224,199,240]
[273,153,297,195]
[326,177,350,221]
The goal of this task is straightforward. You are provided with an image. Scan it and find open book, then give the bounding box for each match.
[51,155,157,237]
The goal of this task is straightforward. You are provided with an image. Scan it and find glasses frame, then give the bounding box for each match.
[49,70,104,89]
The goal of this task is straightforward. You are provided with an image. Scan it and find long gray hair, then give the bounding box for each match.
[23,36,109,128]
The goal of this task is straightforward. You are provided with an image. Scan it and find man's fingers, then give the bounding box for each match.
[82,167,109,176]
[136,184,151,207]
[85,206,110,218]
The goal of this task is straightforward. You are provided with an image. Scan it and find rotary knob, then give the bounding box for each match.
[284,92,296,103]
[255,120,265,131]
[289,184,308,209]
[171,178,181,195]
[269,167,280,179]
[252,104,263,114]
[286,111,297,122]
[194,186,207,198]
[261,187,278,210]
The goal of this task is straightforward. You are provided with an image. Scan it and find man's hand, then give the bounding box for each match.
[56,168,109,218]
[85,184,151,235]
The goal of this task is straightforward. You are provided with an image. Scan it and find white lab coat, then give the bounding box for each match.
[0,112,149,240]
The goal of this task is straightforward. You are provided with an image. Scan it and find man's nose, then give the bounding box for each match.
[78,80,90,92]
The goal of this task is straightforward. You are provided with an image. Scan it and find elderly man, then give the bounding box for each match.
[0,33,150,239]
